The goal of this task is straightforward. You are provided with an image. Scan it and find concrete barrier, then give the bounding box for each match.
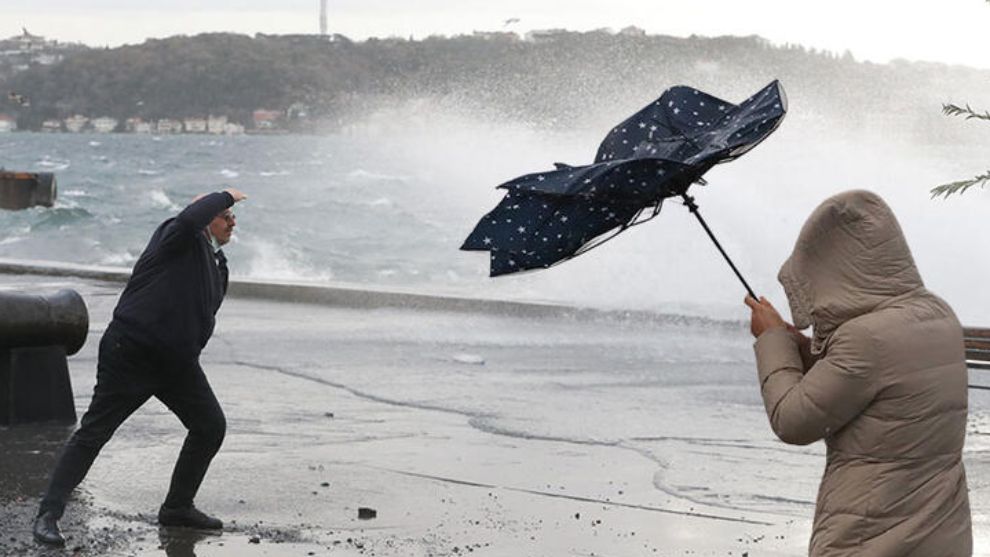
[0,257,738,330]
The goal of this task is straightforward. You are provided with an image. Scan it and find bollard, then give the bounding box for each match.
[0,171,57,210]
[0,289,88,425]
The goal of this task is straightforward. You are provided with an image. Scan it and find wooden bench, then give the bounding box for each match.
[966,328,990,371]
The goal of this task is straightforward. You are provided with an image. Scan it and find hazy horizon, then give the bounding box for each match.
[3,0,990,70]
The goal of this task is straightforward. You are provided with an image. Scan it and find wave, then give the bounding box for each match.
[30,207,94,229]
[367,197,394,207]
[35,157,70,170]
[220,168,240,178]
[99,252,136,266]
[346,169,408,182]
[149,189,181,211]
[243,240,335,282]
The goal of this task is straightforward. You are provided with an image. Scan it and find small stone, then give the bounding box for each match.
[248,536,260,544]
[324,412,334,418]
[574,513,580,519]
[358,507,377,520]
[320,482,330,487]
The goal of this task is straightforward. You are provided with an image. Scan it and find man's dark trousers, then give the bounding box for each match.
[39,324,226,518]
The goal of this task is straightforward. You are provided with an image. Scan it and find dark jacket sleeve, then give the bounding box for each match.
[158,192,234,253]
[754,323,879,446]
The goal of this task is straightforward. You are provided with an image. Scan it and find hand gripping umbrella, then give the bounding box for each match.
[461,80,787,299]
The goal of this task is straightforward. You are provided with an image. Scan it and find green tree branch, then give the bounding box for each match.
[931,170,990,199]
[929,0,989,198]
[942,103,990,121]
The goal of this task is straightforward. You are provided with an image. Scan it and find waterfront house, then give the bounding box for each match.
[183,117,207,133]
[207,115,228,134]
[0,113,16,132]
[64,114,88,133]
[156,119,183,134]
[92,116,118,133]
[252,109,281,130]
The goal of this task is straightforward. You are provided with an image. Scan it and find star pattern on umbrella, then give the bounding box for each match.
[462,81,787,277]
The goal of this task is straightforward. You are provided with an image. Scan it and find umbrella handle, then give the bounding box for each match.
[681,194,758,300]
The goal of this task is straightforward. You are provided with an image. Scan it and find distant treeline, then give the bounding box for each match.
[2,30,989,138]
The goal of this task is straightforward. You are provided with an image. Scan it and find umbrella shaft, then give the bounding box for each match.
[681,195,758,300]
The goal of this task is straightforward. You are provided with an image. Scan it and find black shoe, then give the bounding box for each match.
[33,511,65,546]
[158,505,223,530]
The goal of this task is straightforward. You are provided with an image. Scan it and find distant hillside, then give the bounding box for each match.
[2,30,988,139]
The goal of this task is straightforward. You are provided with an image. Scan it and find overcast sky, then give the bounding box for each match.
[3,0,990,69]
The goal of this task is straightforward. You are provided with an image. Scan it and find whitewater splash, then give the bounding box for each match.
[0,102,987,324]
[148,189,181,211]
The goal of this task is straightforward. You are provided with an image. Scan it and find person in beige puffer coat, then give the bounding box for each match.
[744,189,972,556]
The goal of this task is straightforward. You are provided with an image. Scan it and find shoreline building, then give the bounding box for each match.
[155,118,183,134]
[183,117,208,133]
[253,109,281,131]
[64,114,88,133]
[0,114,16,132]
[207,115,228,134]
[91,116,118,133]
[0,28,86,81]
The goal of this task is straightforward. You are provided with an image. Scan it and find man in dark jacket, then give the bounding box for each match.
[33,188,247,545]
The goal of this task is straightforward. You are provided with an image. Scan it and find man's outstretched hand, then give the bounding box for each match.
[224,188,248,203]
[744,296,788,338]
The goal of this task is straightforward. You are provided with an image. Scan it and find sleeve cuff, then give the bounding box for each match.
[754,327,805,384]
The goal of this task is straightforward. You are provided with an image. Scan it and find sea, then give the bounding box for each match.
[1,107,988,323]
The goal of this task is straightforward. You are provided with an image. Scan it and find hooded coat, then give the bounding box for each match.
[753,190,971,556]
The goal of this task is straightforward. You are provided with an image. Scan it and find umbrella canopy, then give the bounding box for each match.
[462,80,787,278]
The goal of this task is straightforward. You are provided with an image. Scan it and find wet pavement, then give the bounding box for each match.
[1,272,987,556]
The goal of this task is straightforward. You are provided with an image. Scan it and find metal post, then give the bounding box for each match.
[681,194,758,300]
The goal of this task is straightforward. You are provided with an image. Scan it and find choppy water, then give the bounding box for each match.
[0,106,988,325]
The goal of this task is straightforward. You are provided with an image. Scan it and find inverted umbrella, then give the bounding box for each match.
[461,80,787,298]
